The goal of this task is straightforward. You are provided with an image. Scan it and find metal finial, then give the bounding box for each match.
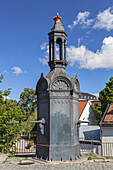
[53,13,62,24]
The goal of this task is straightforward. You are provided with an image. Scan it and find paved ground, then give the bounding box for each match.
[1,154,113,169]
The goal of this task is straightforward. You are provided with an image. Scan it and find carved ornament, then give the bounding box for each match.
[52,79,69,90]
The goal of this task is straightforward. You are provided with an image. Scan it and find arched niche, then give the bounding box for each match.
[50,76,72,91]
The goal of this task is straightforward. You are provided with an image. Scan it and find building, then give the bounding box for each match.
[79,92,96,100]
[91,99,101,108]
[100,103,113,156]
[100,103,113,143]
[79,100,97,125]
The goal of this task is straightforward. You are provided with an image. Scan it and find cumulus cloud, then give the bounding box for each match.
[39,36,113,69]
[68,11,93,30]
[93,7,113,31]
[68,7,113,31]
[12,66,27,75]
[67,36,113,69]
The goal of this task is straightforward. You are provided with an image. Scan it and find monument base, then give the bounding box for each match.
[37,144,80,161]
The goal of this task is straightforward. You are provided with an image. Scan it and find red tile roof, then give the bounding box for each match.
[79,101,87,118]
[104,104,113,122]
[91,99,100,103]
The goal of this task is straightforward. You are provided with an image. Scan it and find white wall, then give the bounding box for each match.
[101,127,113,143]
[80,100,96,125]
[101,127,113,157]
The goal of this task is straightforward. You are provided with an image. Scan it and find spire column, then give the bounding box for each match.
[62,39,64,60]
[53,40,56,60]
[59,44,62,60]
[64,41,67,60]
[49,43,51,61]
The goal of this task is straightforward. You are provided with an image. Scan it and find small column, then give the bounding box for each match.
[59,44,62,60]
[64,42,67,60]
[53,41,56,60]
[52,42,54,60]
[49,43,51,61]
[62,40,64,60]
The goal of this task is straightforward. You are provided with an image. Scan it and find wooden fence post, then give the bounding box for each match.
[91,138,94,153]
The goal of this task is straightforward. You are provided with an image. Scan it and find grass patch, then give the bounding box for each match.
[8,154,15,158]
[3,154,15,163]
[84,153,103,160]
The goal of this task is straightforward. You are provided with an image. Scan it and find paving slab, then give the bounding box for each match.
[1,155,113,169]
[0,154,8,163]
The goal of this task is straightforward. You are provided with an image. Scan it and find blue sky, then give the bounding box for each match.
[0,0,113,100]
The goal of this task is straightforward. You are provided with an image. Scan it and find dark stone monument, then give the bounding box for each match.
[36,13,80,161]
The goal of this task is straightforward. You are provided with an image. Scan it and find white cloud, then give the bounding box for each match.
[12,66,27,75]
[92,93,99,99]
[77,38,82,46]
[39,43,49,65]
[68,11,93,30]
[40,42,47,50]
[67,36,113,69]
[93,7,113,31]
[68,7,113,31]
[4,70,9,74]
[39,58,48,65]
[4,96,10,100]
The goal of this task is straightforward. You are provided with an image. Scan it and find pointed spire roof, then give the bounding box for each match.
[51,13,65,31]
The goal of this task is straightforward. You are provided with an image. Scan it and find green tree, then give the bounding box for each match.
[19,88,37,119]
[99,77,113,113]
[94,77,113,124]
[0,99,26,137]
[0,75,26,152]
[93,106,102,125]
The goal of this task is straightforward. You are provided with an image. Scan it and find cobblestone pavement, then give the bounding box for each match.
[1,155,113,170]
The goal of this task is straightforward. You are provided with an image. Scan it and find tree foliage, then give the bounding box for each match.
[93,106,102,125]
[99,77,113,113]
[0,75,26,152]
[94,77,113,124]
[19,88,37,119]
[0,75,37,152]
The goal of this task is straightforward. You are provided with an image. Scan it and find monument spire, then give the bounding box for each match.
[36,14,80,161]
[48,13,68,71]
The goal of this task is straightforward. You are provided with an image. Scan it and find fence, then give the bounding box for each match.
[79,138,113,157]
[0,136,13,154]
[0,135,36,154]
[15,135,36,154]
[102,143,113,157]
[1,136,113,157]
[79,138,102,155]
